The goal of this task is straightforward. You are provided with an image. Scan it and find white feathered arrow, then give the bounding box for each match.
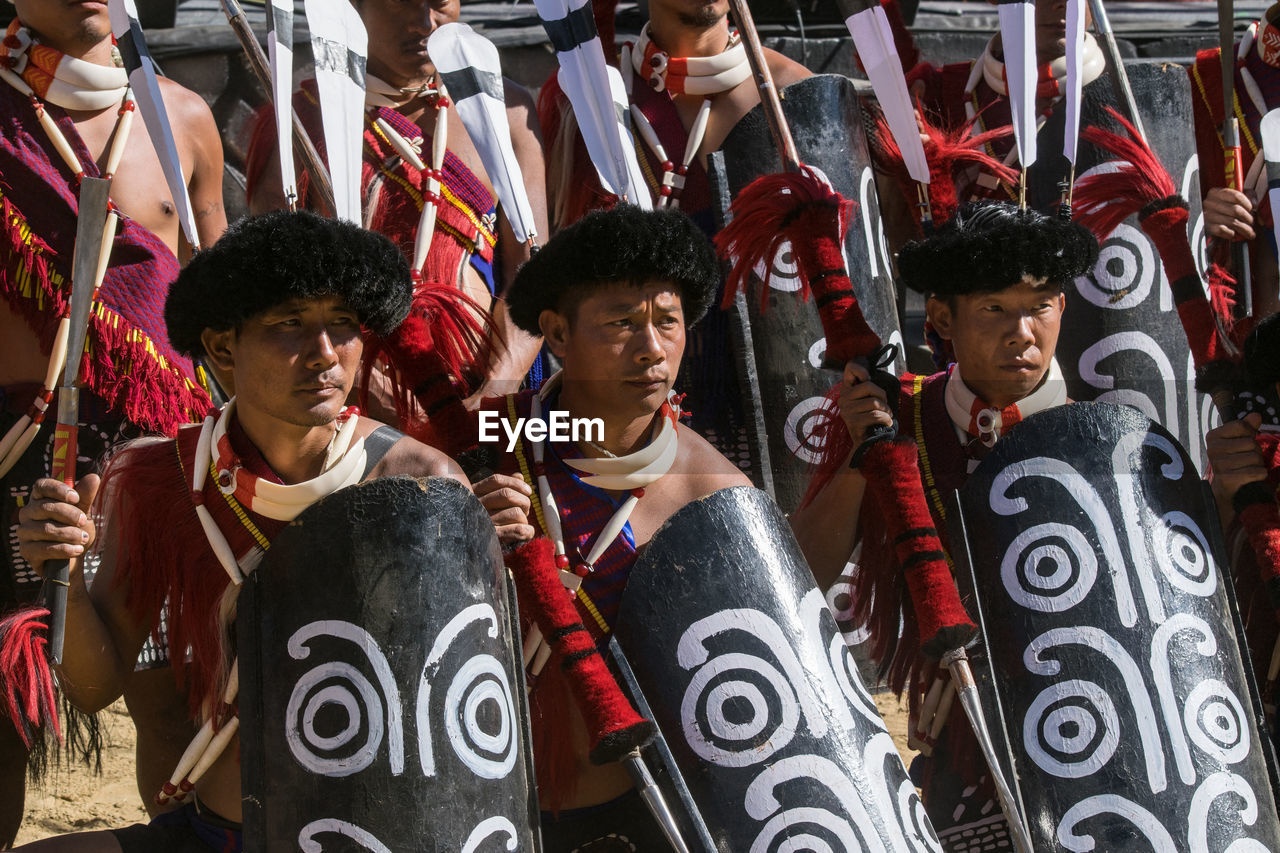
[837,0,928,188]
[997,0,1037,204]
[108,0,201,248]
[534,0,650,208]
[267,0,297,209]
[1060,0,1085,210]
[304,0,368,223]
[428,23,538,246]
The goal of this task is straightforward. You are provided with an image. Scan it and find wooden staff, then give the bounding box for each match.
[219,0,337,217]
[725,0,800,173]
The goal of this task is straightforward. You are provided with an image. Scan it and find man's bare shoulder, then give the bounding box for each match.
[670,424,754,495]
[503,77,538,113]
[371,429,469,487]
[155,76,217,136]
[765,48,813,88]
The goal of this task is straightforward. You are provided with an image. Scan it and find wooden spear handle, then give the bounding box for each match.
[725,0,800,173]
[222,3,337,217]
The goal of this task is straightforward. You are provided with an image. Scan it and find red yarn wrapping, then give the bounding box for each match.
[363,279,490,455]
[869,111,1017,230]
[859,438,976,658]
[1139,203,1231,368]
[714,166,882,366]
[504,538,653,765]
[0,606,60,747]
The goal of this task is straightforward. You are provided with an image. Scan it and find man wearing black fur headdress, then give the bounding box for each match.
[792,200,1098,850]
[11,211,468,852]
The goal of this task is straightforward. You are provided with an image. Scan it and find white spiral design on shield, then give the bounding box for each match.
[682,650,800,767]
[1058,795,1177,851]
[1079,331,1178,444]
[860,165,890,279]
[897,777,943,852]
[1188,772,1269,853]
[990,459,1139,627]
[678,609,827,767]
[1151,614,1218,786]
[418,604,517,779]
[752,239,802,292]
[1183,155,1210,279]
[460,816,519,852]
[1025,627,1166,792]
[784,396,835,465]
[286,621,403,778]
[825,569,871,647]
[1184,680,1250,766]
[1022,679,1120,778]
[745,755,877,852]
[1000,523,1097,612]
[445,654,517,779]
[298,819,392,852]
[1075,222,1155,311]
[1152,510,1216,597]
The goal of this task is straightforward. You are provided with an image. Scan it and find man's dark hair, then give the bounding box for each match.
[166,210,413,357]
[505,205,719,334]
[897,202,1099,297]
[1244,311,1280,389]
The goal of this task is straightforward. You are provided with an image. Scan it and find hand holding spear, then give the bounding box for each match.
[718,3,1033,849]
[46,177,114,665]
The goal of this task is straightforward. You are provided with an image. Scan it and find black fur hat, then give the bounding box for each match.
[166,210,412,357]
[506,205,719,334]
[897,202,1099,297]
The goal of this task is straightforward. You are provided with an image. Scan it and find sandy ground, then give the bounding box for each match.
[15,701,149,846]
[16,695,916,844]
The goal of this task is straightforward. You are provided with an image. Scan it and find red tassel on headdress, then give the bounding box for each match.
[869,110,1018,230]
[714,166,882,367]
[363,278,490,456]
[0,606,60,747]
[505,538,653,764]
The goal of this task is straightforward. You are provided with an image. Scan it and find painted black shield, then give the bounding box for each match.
[614,486,941,852]
[952,402,1280,851]
[237,476,537,852]
[1030,64,1217,468]
[708,73,904,515]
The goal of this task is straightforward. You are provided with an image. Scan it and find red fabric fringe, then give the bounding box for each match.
[870,111,1017,230]
[0,606,60,747]
[0,194,211,436]
[714,166,882,366]
[100,434,249,724]
[364,279,490,456]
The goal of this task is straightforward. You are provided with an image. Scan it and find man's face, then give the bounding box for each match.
[354,0,460,89]
[203,295,363,430]
[646,0,728,30]
[1035,0,1071,61]
[542,282,686,423]
[11,0,111,54]
[927,276,1065,409]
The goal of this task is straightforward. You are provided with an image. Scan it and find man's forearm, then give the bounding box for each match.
[54,573,132,713]
[790,456,866,590]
